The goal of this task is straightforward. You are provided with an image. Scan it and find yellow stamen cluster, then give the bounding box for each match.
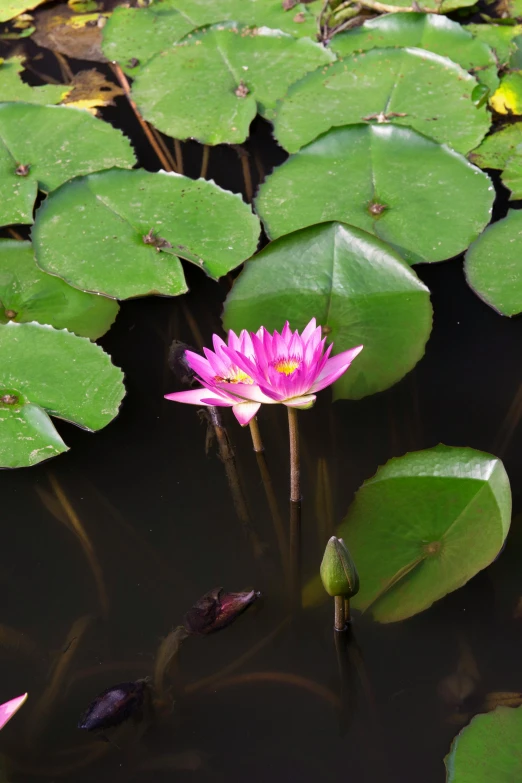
[273,357,301,376]
[215,368,253,384]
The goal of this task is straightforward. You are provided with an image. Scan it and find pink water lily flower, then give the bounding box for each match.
[165,318,363,426]
[0,693,27,730]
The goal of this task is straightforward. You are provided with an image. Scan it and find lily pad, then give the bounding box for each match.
[256,124,494,265]
[0,57,68,105]
[331,13,498,93]
[0,102,136,228]
[102,0,319,76]
[223,222,432,399]
[465,24,522,67]
[0,240,119,338]
[0,321,125,468]
[32,168,261,300]
[304,445,510,621]
[490,71,522,114]
[33,5,109,62]
[131,23,335,145]
[502,152,522,198]
[465,209,522,316]
[445,706,522,782]
[468,123,522,168]
[0,0,47,23]
[361,0,475,11]
[273,47,490,155]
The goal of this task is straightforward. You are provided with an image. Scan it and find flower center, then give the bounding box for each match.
[215,368,253,384]
[273,357,301,376]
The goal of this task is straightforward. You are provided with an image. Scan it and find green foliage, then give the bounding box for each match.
[0,321,125,468]
[256,124,494,265]
[0,103,136,227]
[0,57,67,104]
[223,222,432,399]
[0,0,47,22]
[32,169,261,299]
[468,123,522,168]
[131,23,334,145]
[445,707,522,782]
[465,23,522,67]
[0,240,118,338]
[465,209,522,316]
[320,536,359,597]
[502,152,522,197]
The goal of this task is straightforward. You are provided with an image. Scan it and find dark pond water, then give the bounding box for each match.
[3,32,522,783]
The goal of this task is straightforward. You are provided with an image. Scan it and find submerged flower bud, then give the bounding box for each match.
[78,679,148,732]
[183,587,259,635]
[320,536,359,598]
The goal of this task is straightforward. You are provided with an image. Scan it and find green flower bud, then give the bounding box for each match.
[320,536,359,598]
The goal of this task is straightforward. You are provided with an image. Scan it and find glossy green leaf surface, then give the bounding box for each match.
[0,103,136,228]
[445,706,522,782]
[131,23,334,145]
[465,23,522,67]
[273,47,490,155]
[502,153,522,198]
[0,240,119,338]
[102,0,318,76]
[465,209,522,316]
[0,58,67,104]
[331,13,498,93]
[223,222,432,399]
[468,123,522,169]
[256,124,494,265]
[32,169,261,299]
[0,321,125,467]
[309,446,510,623]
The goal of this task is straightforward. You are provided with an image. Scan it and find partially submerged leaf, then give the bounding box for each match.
[0,321,125,468]
[33,3,109,62]
[256,124,494,265]
[0,0,47,23]
[131,23,334,145]
[0,57,68,105]
[465,23,522,67]
[356,0,475,11]
[32,169,261,299]
[0,102,136,227]
[0,239,118,338]
[60,69,125,114]
[490,71,522,115]
[465,209,522,315]
[468,123,522,169]
[273,47,490,155]
[445,706,522,782]
[223,222,432,399]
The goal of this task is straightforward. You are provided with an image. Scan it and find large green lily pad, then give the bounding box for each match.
[0,240,118,338]
[465,24,522,67]
[0,0,47,22]
[102,0,319,76]
[0,58,68,105]
[305,445,511,621]
[223,222,432,399]
[273,47,490,155]
[256,124,494,265]
[445,706,522,782]
[465,209,522,316]
[0,321,125,468]
[331,13,498,93]
[0,103,136,228]
[32,168,261,299]
[468,124,522,169]
[131,23,334,145]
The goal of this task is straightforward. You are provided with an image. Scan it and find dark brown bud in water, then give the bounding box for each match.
[1,394,18,405]
[15,164,30,177]
[368,201,388,216]
[168,340,198,388]
[183,587,259,635]
[78,679,148,731]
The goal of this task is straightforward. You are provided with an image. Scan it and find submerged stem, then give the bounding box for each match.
[248,417,264,453]
[288,408,301,608]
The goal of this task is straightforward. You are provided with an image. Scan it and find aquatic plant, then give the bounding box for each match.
[320,536,359,631]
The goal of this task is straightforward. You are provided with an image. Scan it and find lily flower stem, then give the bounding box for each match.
[288,408,302,608]
[344,597,352,624]
[334,595,346,632]
[248,417,264,453]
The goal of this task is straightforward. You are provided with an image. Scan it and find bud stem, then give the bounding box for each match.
[334,595,346,632]
[344,597,351,624]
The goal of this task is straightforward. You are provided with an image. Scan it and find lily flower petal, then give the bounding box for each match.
[309,345,363,393]
[284,394,317,409]
[232,401,261,425]
[165,388,236,406]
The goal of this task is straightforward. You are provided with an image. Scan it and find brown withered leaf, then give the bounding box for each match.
[61,69,124,114]
[33,4,109,61]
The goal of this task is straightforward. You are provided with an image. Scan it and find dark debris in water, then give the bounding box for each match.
[183,587,260,636]
[78,679,148,732]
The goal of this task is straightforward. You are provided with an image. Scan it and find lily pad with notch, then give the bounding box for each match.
[131,22,335,145]
[273,47,490,155]
[0,102,136,228]
[223,221,432,399]
[468,123,522,169]
[0,57,68,105]
[464,23,522,68]
[32,168,261,300]
[256,124,494,265]
[0,321,125,468]
[0,239,118,338]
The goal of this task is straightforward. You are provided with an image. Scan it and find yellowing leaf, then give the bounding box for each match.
[61,69,124,114]
[490,72,522,115]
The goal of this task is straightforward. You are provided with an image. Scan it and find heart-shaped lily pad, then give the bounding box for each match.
[102,0,318,76]
[465,209,522,316]
[256,124,494,265]
[468,124,522,169]
[223,222,432,399]
[32,168,261,299]
[0,321,125,468]
[445,706,522,782]
[0,239,118,338]
[131,23,334,145]
[273,47,490,155]
[305,445,511,622]
[0,57,68,105]
[331,13,498,93]
[0,103,136,228]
